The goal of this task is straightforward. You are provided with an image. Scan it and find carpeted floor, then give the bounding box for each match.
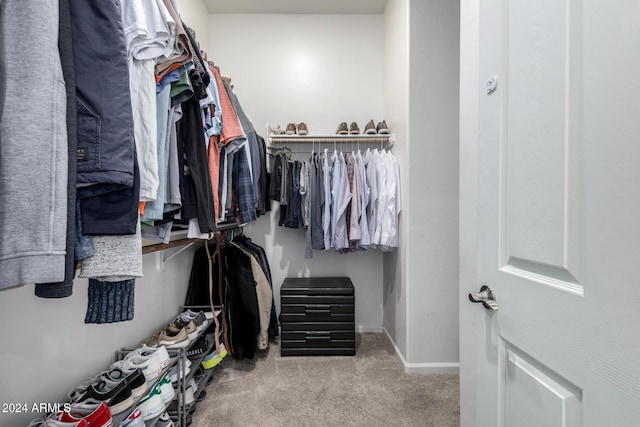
[190,333,460,427]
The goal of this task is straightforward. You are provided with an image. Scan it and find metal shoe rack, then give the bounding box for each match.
[112,306,225,427]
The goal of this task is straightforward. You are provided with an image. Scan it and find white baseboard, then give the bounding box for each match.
[356,325,383,333]
[382,327,460,375]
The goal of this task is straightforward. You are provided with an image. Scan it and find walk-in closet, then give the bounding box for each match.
[0,0,461,426]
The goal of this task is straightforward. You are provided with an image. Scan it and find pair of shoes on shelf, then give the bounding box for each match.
[28,418,89,427]
[156,411,174,427]
[336,122,367,135]
[30,402,111,427]
[68,365,149,416]
[363,119,390,135]
[135,373,174,422]
[168,358,192,386]
[186,335,209,360]
[120,408,144,427]
[141,309,210,350]
[68,379,132,416]
[179,310,210,332]
[112,345,170,384]
[286,122,309,135]
[201,344,227,370]
[141,324,191,350]
[269,125,285,135]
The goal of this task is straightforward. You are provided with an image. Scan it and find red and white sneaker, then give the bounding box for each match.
[28,417,89,427]
[118,408,144,427]
[52,402,112,427]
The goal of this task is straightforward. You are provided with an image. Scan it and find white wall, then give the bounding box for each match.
[459,0,479,423]
[0,2,210,426]
[383,0,460,373]
[175,0,211,55]
[405,0,460,371]
[208,14,387,331]
[0,249,197,426]
[382,0,409,360]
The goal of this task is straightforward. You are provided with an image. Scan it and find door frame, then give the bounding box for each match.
[459,0,480,425]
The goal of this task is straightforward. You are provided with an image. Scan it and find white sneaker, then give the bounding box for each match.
[111,354,162,383]
[119,408,144,427]
[156,374,176,405]
[156,412,174,427]
[126,345,170,369]
[168,359,192,384]
[136,389,165,421]
[184,385,195,406]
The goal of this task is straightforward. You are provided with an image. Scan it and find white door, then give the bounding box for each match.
[460,0,640,426]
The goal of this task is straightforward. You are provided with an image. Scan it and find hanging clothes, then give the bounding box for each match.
[185,231,277,357]
[270,146,401,258]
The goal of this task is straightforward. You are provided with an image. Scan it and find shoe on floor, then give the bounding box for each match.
[297,122,309,135]
[50,402,111,427]
[349,122,360,134]
[336,122,349,135]
[118,408,144,427]
[376,120,389,134]
[285,123,297,135]
[363,119,377,134]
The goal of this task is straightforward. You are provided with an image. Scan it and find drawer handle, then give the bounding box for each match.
[304,309,331,315]
[306,336,331,341]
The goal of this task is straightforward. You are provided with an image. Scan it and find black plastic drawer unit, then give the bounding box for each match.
[280,277,355,356]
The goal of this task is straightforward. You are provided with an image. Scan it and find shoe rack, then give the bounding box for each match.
[113,306,225,427]
[267,124,395,152]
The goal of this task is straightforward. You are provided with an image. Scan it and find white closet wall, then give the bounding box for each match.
[382,0,460,373]
[382,0,410,364]
[208,13,387,332]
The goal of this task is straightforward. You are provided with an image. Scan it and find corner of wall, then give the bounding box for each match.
[382,0,410,364]
[383,325,459,374]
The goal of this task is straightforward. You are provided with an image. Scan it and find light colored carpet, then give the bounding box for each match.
[190,333,460,427]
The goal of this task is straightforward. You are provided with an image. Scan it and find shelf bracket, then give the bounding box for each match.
[155,242,196,272]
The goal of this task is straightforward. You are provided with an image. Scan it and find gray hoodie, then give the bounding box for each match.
[0,0,68,289]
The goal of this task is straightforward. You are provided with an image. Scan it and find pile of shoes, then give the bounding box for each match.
[28,402,112,427]
[336,120,389,135]
[27,309,214,427]
[140,309,211,350]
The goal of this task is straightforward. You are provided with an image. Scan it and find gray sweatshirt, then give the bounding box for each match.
[0,0,68,289]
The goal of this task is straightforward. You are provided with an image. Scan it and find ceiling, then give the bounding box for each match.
[202,0,388,15]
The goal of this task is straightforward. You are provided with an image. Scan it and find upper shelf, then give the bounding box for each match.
[268,133,394,147]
